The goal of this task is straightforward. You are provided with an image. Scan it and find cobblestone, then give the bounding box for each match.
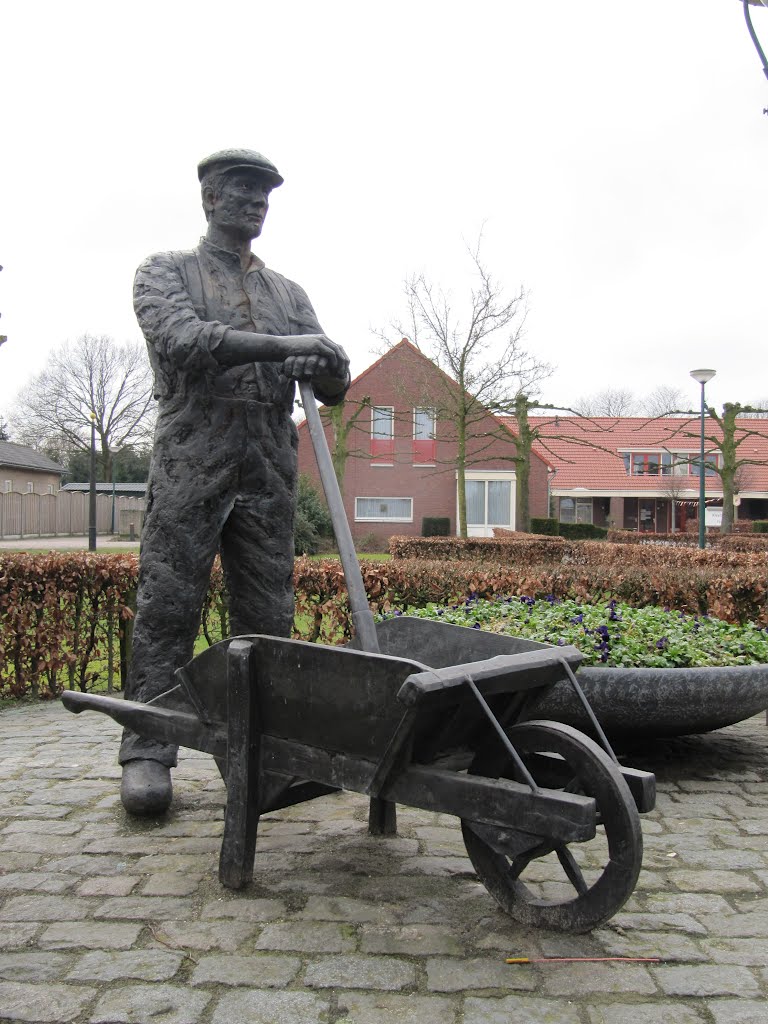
[1,702,767,1022]
[0,981,96,1022]
[66,949,184,982]
[190,952,300,986]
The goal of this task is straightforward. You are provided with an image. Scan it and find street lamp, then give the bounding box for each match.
[88,412,97,552]
[689,369,716,550]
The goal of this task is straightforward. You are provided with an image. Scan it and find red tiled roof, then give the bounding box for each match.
[498,415,768,497]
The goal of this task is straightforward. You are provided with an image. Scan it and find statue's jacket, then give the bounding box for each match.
[133,239,345,494]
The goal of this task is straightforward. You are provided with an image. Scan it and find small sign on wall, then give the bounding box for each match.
[705,508,723,527]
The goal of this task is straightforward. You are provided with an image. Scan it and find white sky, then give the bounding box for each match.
[2,0,767,421]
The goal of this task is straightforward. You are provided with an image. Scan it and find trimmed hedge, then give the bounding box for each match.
[421,516,450,537]
[608,529,768,552]
[559,522,608,540]
[530,517,559,536]
[390,534,566,563]
[0,553,138,701]
[4,541,768,699]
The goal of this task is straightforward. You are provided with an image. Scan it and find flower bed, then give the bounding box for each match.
[379,596,768,669]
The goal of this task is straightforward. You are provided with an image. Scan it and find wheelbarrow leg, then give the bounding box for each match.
[219,640,261,889]
[368,797,397,836]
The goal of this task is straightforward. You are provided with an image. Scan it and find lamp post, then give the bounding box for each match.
[689,369,716,550]
[88,412,97,552]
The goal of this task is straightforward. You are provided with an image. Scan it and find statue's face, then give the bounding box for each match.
[207,171,271,240]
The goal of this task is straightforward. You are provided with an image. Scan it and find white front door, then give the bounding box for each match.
[462,473,516,536]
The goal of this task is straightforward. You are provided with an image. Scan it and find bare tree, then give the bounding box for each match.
[573,389,639,417]
[320,395,371,492]
[640,385,688,418]
[377,239,553,537]
[660,402,768,534]
[740,398,768,418]
[501,397,624,532]
[11,334,155,482]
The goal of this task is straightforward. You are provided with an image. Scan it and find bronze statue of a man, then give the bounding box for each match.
[121,149,350,815]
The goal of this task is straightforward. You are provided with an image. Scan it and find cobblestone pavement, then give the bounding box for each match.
[1,702,767,1024]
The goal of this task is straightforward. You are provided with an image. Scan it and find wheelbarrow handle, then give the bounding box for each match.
[298,381,379,654]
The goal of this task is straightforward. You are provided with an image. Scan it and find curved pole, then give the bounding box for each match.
[298,382,380,653]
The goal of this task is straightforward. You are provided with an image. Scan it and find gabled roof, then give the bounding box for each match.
[296,339,448,432]
[497,415,768,496]
[0,441,65,475]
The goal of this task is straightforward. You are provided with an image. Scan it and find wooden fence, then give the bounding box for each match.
[0,491,145,540]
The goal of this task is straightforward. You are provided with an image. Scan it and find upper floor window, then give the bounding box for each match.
[690,453,720,478]
[4,480,11,493]
[412,408,436,465]
[622,451,719,478]
[26,482,34,493]
[370,406,395,465]
[623,452,673,476]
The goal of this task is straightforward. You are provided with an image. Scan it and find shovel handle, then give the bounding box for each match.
[299,382,379,653]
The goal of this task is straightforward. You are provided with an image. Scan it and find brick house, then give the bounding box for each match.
[503,414,768,534]
[296,340,550,546]
[0,441,65,495]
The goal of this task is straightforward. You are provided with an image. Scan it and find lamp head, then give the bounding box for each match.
[690,368,716,385]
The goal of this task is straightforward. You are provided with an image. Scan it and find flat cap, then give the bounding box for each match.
[197,149,284,188]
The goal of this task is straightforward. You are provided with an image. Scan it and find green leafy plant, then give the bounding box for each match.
[379,596,768,669]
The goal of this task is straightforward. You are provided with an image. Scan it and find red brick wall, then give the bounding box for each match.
[297,342,549,546]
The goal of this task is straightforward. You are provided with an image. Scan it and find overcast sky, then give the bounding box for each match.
[2,0,767,424]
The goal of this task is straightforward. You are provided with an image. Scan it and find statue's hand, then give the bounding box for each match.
[283,335,349,382]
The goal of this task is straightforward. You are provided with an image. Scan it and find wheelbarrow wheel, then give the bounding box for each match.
[461,720,642,933]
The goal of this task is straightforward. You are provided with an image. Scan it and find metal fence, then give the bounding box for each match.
[0,491,146,540]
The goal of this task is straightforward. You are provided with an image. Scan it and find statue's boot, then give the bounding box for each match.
[121,759,172,816]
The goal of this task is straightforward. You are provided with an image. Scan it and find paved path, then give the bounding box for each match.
[0,702,767,1024]
[0,538,139,551]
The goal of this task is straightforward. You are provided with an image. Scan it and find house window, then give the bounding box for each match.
[560,497,593,524]
[3,480,11,493]
[623,450,720,478]
[370,406,394,465]
[355,497,413,522]
[624,452,674,476]
[465,478,513,530]
[412,408,436,464]
[47,485,55,494]
[690,453,720,478]
[26,482,33,493]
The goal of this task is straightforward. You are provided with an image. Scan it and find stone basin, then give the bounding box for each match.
[371,616,768,742]
[524,663,768,740]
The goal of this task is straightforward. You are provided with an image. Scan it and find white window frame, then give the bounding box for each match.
[355,497,413,523]
[370,405,395,466]
[371,406,394,440]
[4,480,11,493]
[412,407,437,466]
[559,496,594,524]
[26,482,34,493]
[460,470,516,535]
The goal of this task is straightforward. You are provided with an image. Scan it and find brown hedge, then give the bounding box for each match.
[3,546,768,699]
[0,553,138,700]
[607,529,768,552]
